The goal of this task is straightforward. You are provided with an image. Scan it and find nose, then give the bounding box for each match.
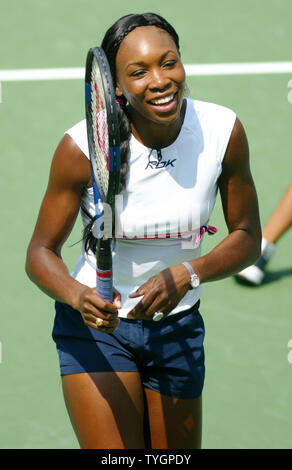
[149,67,171,92]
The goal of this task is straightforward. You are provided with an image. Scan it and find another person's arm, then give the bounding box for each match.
[261,180,292,244]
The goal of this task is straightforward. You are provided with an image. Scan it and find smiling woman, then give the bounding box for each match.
[25,12,261,449]
[115,25,186,144]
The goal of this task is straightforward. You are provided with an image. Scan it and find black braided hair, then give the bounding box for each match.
[83,13,181,255]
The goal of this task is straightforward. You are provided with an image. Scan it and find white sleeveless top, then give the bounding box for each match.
[66,98,236,317]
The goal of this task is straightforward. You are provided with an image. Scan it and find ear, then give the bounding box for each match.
[115,82,123,97]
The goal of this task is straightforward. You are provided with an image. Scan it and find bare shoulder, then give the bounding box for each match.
[48,134,91,191]
[218,115,261,237]
[221,117,250,176]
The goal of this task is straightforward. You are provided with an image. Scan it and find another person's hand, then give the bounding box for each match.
[127,264,190,321]
[76,286,121,333]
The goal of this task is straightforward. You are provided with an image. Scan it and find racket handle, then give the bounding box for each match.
[96,268,113,302]
[96,238,113,302]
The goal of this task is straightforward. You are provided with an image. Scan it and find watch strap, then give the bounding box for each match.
[182,261,195,277]
[182,261,200,288]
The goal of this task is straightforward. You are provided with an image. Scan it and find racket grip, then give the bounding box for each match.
[96,269,113,302]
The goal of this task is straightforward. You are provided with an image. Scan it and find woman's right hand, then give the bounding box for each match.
[76,286,121,333]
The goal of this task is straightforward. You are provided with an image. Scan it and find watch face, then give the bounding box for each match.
[191,274,200,288]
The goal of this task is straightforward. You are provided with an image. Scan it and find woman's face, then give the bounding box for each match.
[115,26,186,126]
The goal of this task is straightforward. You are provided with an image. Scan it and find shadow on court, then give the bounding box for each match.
[233,267,292,287]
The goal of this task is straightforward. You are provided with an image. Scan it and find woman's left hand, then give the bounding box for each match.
[127,264,190,320]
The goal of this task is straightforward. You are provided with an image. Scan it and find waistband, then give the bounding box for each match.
[120,300,201,325]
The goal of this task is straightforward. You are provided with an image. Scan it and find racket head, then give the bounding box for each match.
[85,47,120,303]
[85,47,120,207]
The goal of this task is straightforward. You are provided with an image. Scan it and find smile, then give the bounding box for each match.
[149,93,176,105]
[148,92,178,111]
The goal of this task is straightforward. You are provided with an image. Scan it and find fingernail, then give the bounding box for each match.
[129,288,139,296]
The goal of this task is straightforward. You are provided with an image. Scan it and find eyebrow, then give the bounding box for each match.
[125,50,176,70]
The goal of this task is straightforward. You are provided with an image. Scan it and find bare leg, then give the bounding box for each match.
[262,181,292,244]
[145,388,202,449]
[61,371,146,449]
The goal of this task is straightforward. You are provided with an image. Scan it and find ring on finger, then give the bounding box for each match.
[153,312,164,322]
[96,317,104,327]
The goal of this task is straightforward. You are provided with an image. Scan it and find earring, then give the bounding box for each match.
[115,96,127,107]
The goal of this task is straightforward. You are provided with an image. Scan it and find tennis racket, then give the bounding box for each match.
[85,47,120,302]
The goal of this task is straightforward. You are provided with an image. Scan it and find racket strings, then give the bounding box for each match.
[91,58,109,197]
[94,81,107,159]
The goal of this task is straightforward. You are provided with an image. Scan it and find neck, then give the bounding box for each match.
[129,99,186,149]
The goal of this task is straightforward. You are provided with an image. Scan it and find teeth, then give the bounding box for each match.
[150,93,175,105]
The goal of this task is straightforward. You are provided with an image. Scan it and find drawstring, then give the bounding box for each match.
[148,148,162,162]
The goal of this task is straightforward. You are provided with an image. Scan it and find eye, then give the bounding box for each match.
[130,69,146,78]
[163,60,177,68]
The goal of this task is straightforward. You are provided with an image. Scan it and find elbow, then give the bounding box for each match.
[237,226,262,269]
[25,248,33,281]
[25,243,38,282]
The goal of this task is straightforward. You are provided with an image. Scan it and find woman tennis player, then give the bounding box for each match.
[26,13,261,449]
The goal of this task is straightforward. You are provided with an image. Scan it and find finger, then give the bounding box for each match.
[82,313,120,328]
[128,286,146,298]
[127,298,149,319]
[97,318,120,332]
[82,305,119,322]
[128,294,171,320]
[85,319,119,334]
[98,319,120,331]
[127,289,159,319]
[82,297,119,318]
[97,298,119,314]
[85,289,120,314]
[113,287,121,297]
[113,289,122,309]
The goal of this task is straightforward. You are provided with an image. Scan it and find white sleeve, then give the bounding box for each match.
[65,119,89,160]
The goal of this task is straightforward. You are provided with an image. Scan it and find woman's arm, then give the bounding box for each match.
[25,135,120,331]
[127,118,262,319]
[188,117,262,282]
[26,135,89,307]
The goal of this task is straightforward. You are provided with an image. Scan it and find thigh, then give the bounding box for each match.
[145,388,202,449]
[62,371,146,449]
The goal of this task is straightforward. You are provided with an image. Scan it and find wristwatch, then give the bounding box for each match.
[182,261,200,289]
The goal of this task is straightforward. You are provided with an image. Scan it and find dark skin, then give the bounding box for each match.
[26,26,261,449]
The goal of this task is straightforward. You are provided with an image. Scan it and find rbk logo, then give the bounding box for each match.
[145,159,176,170]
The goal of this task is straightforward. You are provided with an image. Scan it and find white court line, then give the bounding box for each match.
[185,62,292,76]
[1,62,292,81]
[0,68,84,82]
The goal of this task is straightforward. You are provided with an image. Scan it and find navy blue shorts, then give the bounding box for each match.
[52,300,205,399]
